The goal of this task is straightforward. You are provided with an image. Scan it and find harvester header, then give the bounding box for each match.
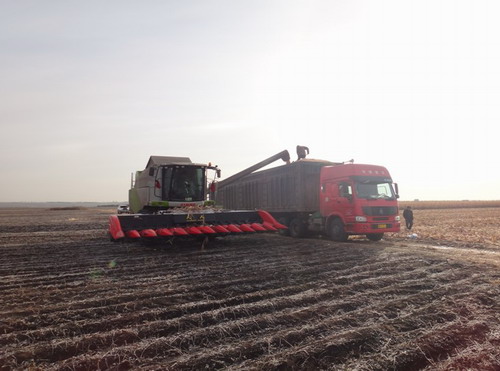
[109,209,285,241]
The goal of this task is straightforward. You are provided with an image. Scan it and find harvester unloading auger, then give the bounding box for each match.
[108,151,290,242]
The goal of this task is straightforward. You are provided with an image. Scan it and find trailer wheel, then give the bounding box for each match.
[289,218,306,238]
[329,218,348,242]
[366,233,384,241]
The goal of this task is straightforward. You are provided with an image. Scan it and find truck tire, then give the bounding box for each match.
[329,218,348,242]
[289,218,307,238]
[366,233,384,241]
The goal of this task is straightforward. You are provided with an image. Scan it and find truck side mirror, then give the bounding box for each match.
[216,169,221,178]
[394,183,399,198]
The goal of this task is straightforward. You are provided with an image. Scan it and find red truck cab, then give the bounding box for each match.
[319,163,400,241]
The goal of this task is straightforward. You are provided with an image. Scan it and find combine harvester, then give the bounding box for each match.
[109,152,290,242]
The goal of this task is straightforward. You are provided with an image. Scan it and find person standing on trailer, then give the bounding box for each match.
[403,206,414,230]
[296,145,309,160]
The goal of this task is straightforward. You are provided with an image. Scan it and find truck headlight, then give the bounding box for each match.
[355,216,367,222]
[395,216,401,221]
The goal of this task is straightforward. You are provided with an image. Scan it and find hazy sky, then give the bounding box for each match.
[1,0,499,202]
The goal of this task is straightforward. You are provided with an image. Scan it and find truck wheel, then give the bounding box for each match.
[329,219,348,242]
[366,233,384,241]
[289,218,306,238]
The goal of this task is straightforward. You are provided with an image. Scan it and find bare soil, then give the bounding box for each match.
[1,207,499,370]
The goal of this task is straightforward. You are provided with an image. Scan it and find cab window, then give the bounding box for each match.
[339,183,352,198]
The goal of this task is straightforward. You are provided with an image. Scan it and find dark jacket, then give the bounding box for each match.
[403,208,413,221]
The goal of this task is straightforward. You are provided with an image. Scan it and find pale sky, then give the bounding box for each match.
[1,0,499,202]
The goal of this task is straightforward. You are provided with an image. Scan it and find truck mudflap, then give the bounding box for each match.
[109,210,287,241]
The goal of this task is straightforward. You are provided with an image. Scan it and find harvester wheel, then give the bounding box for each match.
[289,218,306,238]
[366,233,384,241]
[329,218,348,242]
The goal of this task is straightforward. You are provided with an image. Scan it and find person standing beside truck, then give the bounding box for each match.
[403,206,414,230]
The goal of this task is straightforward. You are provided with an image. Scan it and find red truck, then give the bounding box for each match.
[216,153,400,241]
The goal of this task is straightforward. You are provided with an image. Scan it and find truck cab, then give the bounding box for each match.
[320,164,400,241]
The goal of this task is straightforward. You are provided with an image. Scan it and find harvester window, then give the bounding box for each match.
[162,168,173,200]
[168,166,204,201]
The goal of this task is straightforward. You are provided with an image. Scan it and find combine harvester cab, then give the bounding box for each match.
[109,153,289,242]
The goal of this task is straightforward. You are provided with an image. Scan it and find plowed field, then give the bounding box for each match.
[1,207,500,370]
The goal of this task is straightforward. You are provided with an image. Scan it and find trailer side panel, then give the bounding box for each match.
[218,160,331,212]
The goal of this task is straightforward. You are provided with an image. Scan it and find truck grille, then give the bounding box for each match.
[363,206,397,216]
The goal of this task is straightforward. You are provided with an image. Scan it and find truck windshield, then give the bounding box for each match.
[163,166,205,201]
[355,181,395,200]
